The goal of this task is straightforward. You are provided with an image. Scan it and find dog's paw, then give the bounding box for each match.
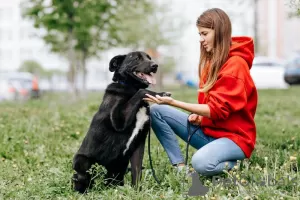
[161,92,171,97]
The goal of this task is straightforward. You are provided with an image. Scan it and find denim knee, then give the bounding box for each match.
[191,154,215,177]
[150,104,168,118]
[149,104,160,116]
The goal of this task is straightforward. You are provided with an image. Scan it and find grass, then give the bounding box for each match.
[0,85,299,200]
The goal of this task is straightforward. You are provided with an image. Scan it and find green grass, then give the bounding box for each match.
[0,86,299,200]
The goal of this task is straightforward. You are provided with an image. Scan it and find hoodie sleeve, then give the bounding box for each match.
[207,75,247,120]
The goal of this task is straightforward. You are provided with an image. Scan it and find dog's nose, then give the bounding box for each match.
[151,63,158,70]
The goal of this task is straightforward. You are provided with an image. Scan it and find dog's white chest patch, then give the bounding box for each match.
[123,107,148,155]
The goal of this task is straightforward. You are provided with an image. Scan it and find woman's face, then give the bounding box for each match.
[198,26,215,52]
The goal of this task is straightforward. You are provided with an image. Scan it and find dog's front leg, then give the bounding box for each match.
[130,136,146,188]
[138,89,171,98]
[110,90,171,132]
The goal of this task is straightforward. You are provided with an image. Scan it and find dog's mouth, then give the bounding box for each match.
[133,71,156,85]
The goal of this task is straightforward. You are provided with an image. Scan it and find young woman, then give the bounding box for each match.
[143,8,258,176]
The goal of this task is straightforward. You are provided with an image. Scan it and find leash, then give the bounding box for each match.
[148,113,200,185]
[185,114,201,165]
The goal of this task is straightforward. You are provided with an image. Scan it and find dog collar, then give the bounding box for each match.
[118,81,127,85]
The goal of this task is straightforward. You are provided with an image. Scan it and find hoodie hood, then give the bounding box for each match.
[229,37,254,69]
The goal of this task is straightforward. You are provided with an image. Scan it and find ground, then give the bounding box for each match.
[0,85,299,199]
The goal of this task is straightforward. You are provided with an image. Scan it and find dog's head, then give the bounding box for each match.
[72,172,93,194]
[109,51,158,88]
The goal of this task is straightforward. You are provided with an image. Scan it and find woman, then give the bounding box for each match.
[143,8,258,176]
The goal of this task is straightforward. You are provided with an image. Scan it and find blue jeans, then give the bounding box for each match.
[150,104,246,176]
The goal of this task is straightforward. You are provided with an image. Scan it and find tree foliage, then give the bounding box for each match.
[19,60,44,76]
[22,0,182,93]
[289,0,300,18]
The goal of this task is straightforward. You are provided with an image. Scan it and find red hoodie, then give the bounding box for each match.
[198,36,258,158]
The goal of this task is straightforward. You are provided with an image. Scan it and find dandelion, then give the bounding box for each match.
[290,156,297,161]
[241,179,247,184]
[255,164,262,171]
[264,157,268,161]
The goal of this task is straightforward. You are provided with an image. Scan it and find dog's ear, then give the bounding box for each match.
[109,55,126,72]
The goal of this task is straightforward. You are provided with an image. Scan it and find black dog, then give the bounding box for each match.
[72,51,170,193]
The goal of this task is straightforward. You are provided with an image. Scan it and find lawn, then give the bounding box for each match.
[0,85,299,200]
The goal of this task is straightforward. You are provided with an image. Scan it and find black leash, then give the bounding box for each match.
[148,113,200,185]
[185,114,201,165]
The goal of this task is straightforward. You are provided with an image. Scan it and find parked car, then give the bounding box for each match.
[0,79,18,101]
[0,72,40,101]
[250,56,289,89]
[284,51,300,85]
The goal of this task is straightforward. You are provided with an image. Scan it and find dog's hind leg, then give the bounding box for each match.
[130,137,146,188]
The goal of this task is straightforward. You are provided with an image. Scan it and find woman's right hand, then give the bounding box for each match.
[188,114,202,125]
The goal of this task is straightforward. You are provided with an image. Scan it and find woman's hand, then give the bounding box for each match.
[188,113,202,125]
[143,94,174,105]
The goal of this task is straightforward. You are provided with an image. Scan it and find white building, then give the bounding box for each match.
[0,0,115,90]
[257,0,300,58]
[0,0,68,72]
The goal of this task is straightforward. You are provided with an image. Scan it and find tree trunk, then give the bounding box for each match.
[146,48,164,91]
[48,77,53,92]
[81,51,88,96]
[154,68,163,91]
[67,31,78,97]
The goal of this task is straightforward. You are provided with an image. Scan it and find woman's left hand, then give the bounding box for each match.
[143,94,174,105]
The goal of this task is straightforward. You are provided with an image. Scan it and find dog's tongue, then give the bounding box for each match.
[137,72,156,85]
[143,73,156,85]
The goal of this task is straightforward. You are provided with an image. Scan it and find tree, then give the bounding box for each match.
[73,1,157,94]
[116,0,187,89]
[289,0,300,18]
[19,60,45,77]
[22,0,162,96]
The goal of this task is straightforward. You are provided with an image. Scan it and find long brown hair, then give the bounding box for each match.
[197,8,232,93]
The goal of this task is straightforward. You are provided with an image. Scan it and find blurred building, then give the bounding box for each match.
[257,0,300,58]
[0,0,113,90]
[0,0,68,72]
[1,0,300,89]
[171,0,300,80]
